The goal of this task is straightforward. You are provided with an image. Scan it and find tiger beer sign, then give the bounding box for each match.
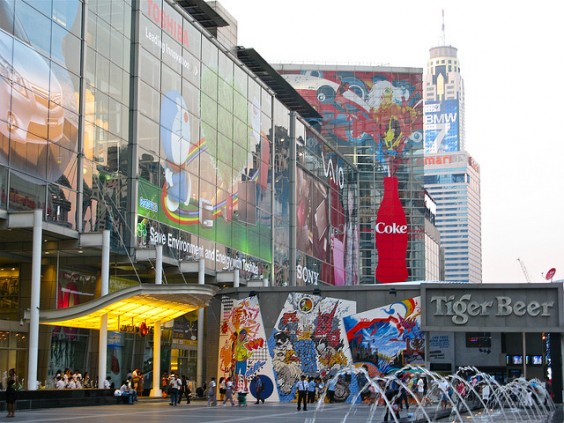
[422,284,564,332]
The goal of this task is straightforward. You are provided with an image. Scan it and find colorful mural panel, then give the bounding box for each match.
[217,296,279,402]
[343,297,424,375]
[280,70,423,176]
[268,293,356,401]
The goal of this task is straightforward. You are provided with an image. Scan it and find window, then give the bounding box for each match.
[466,332,491,348]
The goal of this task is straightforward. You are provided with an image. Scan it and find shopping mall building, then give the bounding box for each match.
[0,0,561,402]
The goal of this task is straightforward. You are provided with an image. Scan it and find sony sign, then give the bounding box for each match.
[431,294,554,325]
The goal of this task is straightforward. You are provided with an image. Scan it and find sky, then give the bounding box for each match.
[217,0,564,284]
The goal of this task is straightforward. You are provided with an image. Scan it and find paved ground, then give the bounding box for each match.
[4,398,564,422]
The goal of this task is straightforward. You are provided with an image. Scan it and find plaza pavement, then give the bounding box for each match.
[5,397,564,423]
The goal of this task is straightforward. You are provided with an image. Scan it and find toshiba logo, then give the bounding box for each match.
[375,222,408,234]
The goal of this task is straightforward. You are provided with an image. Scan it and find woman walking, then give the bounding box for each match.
[223,377,235,406]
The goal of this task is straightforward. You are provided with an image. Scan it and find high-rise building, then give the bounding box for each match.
[423,45,482,283]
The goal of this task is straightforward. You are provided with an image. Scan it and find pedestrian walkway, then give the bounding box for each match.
[5,399,564,422]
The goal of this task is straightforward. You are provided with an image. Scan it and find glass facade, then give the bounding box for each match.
[0,0,362,385]
[135,0,273,281]
[424,152,481,282]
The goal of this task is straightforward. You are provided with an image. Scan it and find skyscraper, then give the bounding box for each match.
[423,43,482,283]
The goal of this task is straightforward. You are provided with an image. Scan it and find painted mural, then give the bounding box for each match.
[280,70,423,176]
[268,293,356,401]
[344,297,424,375]
[216,295,424,403]
[218,296,279,402]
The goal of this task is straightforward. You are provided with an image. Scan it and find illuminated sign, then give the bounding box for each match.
[120,324,154,336]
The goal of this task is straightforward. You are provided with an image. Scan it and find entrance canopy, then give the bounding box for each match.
[30,284,218,331]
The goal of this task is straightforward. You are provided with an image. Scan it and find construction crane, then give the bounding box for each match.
[517,258,532,282]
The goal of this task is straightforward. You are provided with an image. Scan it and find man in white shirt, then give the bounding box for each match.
[55,376,66,389]
[120,381,133,403]
[296,375,308,411]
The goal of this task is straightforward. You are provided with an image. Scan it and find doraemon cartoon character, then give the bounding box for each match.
[161,91,192,212]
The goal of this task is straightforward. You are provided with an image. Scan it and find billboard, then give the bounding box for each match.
[137,2,272,272]
[424,99,460,153]
[279,70,423,175]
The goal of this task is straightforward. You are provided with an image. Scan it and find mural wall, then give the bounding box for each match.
[218,293,424,403]
[217,296,280,402]
[344,297,424,375]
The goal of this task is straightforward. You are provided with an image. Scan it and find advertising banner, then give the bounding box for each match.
[424,99,460,153]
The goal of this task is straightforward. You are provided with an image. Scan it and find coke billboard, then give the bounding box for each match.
[375,177,408,283]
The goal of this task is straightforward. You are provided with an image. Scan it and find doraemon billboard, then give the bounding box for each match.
[137,5,272,273]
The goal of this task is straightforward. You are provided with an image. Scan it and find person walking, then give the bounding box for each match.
[168,374,180,406]
[207,377,217,406]
[180,375,191,404]
[219,376,226,401]
[326,376,337,403]
[296,375,308,411]
[223,377,235,406]
[254,375,265,404]
[5,368,16,418]
[307,376,317,403]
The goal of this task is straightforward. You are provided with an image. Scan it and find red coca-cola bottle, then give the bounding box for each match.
[375,176,408,283]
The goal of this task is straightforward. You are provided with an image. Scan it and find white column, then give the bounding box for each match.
[234,268,240,288]
[27,209,42,390]
[150,244,164,397]
[522,332,527,379]
[155,244,163,285]
[150,323,162,397]
[98,230,110,388]
[197,258,205,388]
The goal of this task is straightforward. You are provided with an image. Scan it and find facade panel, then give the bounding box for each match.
[275,65,426,283]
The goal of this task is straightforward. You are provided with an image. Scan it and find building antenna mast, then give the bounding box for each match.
[441,9,446,46]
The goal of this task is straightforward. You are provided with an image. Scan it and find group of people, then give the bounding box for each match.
[206,375,266,407]
[208,376,237,407]
[115,379,139,404]
[164,372,191,406]
[54,369,94,389]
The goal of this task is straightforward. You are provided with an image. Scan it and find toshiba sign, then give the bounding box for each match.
[422,284,564,332]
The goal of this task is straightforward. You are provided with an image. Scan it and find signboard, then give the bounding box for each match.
[424,100,460,153]
[422,283,563,332]
[375,176,408,283]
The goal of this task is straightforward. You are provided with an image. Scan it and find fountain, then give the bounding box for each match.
[309,365,555,422]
